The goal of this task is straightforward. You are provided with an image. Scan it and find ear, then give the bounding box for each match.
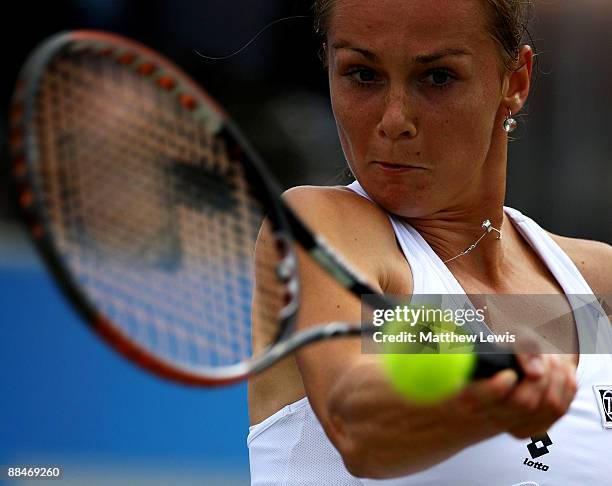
[501,45,533,113]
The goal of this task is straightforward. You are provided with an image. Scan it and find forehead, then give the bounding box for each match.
[328,0,491,54]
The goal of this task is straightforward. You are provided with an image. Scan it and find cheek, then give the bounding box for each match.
[335,123,354,170]
[330,80,380,161]
[423,91,498,172]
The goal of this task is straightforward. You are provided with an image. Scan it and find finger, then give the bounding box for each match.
[560,358,578,410]
[504,355,552,414]
[459,369,519,412]
[515,352,546,380]
[540,355,569,420]
[508,356,568,438]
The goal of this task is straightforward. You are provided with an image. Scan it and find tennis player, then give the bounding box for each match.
[248,1,612,483]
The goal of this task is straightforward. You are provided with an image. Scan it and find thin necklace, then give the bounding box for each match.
[443,220,502,264]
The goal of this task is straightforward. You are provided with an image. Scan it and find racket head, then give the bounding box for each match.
[10,30,301,385]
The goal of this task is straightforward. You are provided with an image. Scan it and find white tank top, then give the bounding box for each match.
[248,182,612,485]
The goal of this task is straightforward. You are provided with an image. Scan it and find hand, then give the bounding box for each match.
[456,353,577,439]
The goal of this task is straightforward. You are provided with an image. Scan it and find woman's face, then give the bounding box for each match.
[327,0,513,217]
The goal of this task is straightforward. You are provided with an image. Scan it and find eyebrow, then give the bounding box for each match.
[331,41,471,64]
[414,48,471,64]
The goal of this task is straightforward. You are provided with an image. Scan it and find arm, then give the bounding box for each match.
[274,187,577,479]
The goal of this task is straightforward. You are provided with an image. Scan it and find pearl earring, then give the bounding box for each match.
[503,109,517,133]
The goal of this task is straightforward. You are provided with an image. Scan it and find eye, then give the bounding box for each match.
[422,69,456,88]
[343,67,381,86]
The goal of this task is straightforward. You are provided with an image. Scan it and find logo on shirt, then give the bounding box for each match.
[522,434,552,472]
[523,458,549,472]
[527,433,553,459]
[593,385,612,429]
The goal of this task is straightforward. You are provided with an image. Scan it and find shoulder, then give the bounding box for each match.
[548,232,612,295]
[282,185,396,244]
[282,185,412,293]
[283,185,384,218]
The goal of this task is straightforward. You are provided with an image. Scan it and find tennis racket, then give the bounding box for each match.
[9,30,521,387]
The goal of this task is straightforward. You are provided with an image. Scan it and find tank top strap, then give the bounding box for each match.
[503,206,612,357]
[346,181,491,336]
[346,181,462,295]
[502,206,592,296]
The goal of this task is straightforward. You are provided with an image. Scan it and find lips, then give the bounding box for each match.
[372,161,428,171]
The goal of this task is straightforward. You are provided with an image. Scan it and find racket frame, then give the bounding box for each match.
[10,30,520,386]
[10,30,297,385]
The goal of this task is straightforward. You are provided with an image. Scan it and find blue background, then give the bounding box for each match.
[0,229,250,484]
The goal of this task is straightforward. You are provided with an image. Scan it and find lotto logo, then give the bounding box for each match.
[523,458,549,472]
[527,434,553,459]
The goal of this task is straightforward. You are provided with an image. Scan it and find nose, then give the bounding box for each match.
[377,86,417,140]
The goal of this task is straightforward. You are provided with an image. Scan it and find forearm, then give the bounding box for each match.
[324,358,499,479]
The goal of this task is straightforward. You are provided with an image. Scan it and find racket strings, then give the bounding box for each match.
[31,49,288,369]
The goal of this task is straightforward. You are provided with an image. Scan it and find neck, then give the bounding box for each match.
[408,205,508,280]
[408,151,511,283]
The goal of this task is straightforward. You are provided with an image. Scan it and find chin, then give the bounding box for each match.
[358,175,435,219]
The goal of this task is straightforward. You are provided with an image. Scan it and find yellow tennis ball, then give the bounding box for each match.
[381,352,476,404]
[379,310,476,404]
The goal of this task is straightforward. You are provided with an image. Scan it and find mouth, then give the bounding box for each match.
[372,161,429,172]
